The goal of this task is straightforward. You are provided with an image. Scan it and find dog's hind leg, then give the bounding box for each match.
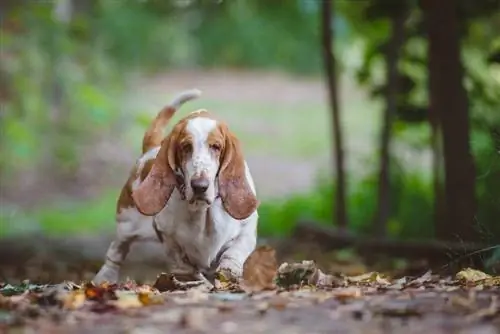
[93,209,158,284]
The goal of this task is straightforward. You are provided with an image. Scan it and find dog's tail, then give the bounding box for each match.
[142,88,202,154]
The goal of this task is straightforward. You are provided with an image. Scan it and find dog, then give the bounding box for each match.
[93,89,259,285]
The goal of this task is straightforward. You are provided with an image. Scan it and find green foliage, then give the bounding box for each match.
[192,0,322,74]
[1,4,124,177]
[0,191,117,237]
[258,164,434,240]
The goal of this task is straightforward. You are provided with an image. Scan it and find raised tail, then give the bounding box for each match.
[142,89,202,153]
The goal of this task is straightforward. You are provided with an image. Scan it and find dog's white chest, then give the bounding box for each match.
[156,192,241,271]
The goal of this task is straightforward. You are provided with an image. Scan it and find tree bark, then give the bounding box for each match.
[321,0,348,230]
[423,0,477,241]
[430,111,446,237]
[373,9,407,237]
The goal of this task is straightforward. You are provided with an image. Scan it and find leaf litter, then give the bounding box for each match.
[1,246,500,333]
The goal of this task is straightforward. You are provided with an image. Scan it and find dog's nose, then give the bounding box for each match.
[191,178,209,195]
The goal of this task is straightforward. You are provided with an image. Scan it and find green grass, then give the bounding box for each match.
[0,191,118,237]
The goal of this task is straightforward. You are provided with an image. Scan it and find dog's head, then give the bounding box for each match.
[132,110,258,220]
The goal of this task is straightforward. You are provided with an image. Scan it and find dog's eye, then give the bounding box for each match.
[210,143,221,152]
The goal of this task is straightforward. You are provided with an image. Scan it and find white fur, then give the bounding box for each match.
[182,117,218,207]
[93,118,258,284]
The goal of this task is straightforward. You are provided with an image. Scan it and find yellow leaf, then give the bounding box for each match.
[456,268,491,283]
[113,294,143,309]
[62,290,86,310]
[138,292,164,306]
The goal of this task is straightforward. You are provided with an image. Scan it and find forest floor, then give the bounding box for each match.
[1,249,499,334]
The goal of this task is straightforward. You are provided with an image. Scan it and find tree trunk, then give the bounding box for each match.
[373,9,407,237]
[321,0,348,230]
[423,0,477,241]
[430,115,446,237]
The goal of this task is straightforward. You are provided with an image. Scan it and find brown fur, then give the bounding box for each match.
[142,106,176,154]
[217,122,259,220]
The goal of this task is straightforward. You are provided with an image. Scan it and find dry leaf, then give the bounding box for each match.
[153,273,177,292]
[241,245,278,292]
[407,270,434,287]
[62,290,86,310]
[346,272,389,285]
[138,292,164,306]
[456,268,491,284]
[113,294,143,309]
[214,270,238,291]
[276,260,318,287]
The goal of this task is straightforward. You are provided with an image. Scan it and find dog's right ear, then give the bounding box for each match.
[132,135,177,216]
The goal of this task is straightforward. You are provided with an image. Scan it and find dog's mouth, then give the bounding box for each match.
[188,197,212,206]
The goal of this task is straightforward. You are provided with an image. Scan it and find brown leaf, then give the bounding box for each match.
[84,282,117,302]
[241,245,278,292]
[153,273,177,292]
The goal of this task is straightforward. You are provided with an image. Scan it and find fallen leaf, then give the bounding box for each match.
[113,294,143,309]
[276,260,318,288]
[456,268,496,286]
[346,272,390,286]
[138,292,164,306]
[456,268,491,283]
[214,270,238,291]
[406,270,434,287]
[62,290,86,310]
[241,245,278,293]
[84,282,117,302]
[153,273,177,292]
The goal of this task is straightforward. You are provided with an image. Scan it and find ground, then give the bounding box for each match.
[1,256,499,334]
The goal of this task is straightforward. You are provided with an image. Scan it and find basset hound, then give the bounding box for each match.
[93,89,259,285]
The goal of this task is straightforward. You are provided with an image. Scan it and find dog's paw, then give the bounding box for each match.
[93,266,119,285]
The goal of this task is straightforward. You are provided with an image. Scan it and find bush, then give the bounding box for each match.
[258,166,434,239]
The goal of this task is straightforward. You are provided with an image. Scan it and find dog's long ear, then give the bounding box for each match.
[218,128,259,220]
[132,134,178,216]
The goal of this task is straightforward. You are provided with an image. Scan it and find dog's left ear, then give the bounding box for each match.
[218,127,259,220]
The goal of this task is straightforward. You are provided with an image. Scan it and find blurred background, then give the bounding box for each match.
[0,0,499,282]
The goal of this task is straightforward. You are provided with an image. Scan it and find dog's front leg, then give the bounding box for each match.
[161,236,214,290]
[216,226,257,280]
